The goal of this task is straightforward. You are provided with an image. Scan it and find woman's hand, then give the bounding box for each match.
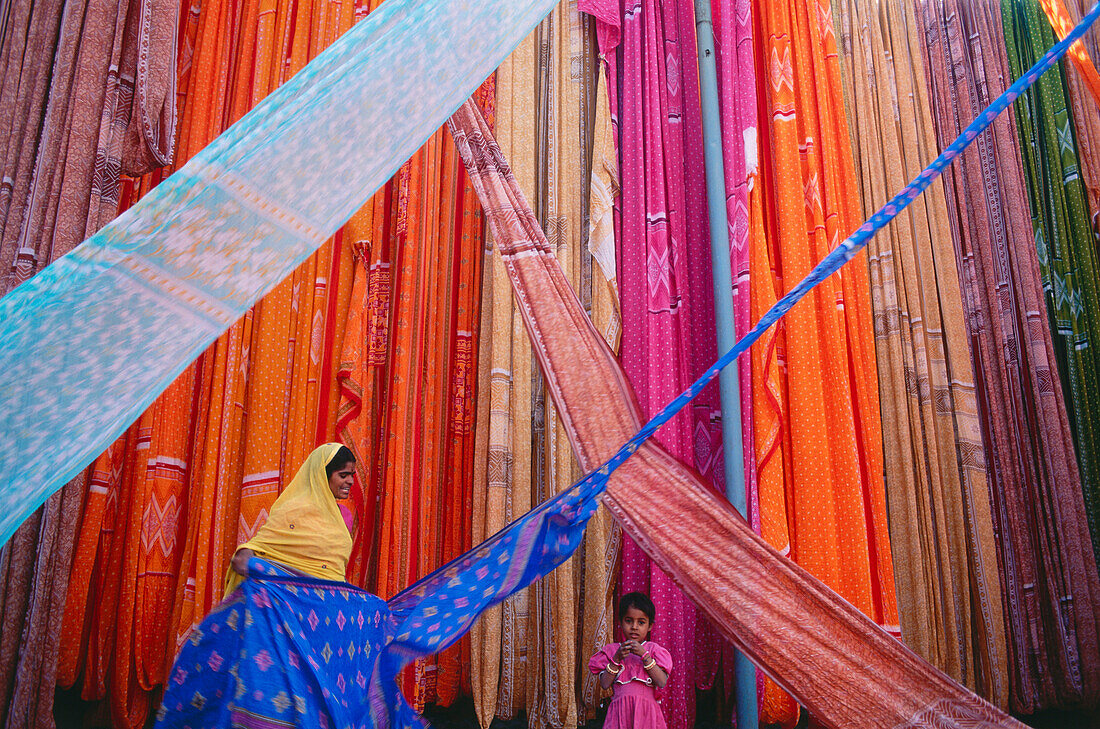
[231,548,254,577]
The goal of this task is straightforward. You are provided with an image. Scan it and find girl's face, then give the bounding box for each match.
[620,605,652,643]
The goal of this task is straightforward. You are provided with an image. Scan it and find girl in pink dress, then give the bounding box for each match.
[589,592,673,728]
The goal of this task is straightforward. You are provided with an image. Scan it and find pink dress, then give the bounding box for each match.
[589,642,674,729]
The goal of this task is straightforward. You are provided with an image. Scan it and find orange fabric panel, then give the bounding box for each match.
[57,448,123,691]
[754,0,896,723]
[1038,0,1100,104]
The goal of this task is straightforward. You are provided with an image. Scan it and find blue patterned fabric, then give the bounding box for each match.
[157,558,394,729]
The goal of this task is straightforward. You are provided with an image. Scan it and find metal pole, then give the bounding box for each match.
[692,1,758,727]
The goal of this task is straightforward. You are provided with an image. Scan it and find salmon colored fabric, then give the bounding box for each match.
[449,97,1027,729]
[753,0,897,723]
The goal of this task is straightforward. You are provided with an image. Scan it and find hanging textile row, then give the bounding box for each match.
[0,0,1100,727]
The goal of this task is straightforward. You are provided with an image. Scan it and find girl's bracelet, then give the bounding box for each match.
[606,661,624,675]
[643,658,657,671]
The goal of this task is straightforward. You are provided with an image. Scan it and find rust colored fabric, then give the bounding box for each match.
[833,0,1009,707]
[917,0,1100,714]
[451,96,1027,729]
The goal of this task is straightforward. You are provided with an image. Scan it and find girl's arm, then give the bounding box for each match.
[595,644,627,689]
[643,659,668,688]
[641,644,670,688]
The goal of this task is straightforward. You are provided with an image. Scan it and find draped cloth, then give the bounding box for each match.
[434,98,1030,729]
[157,558,392,729]
[585,2,720,725]
[473,37,536,724]
[0,0,177,726]
[578,18,623,722]
[833,0,1008,706]
[223,444,353,596]
[468,4,617,726]
[1001,0,1100,567]
[917,0,1100,713]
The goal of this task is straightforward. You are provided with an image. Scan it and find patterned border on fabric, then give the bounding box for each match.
[891,697,1009,729]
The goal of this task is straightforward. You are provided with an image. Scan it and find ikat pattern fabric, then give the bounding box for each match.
[156,558,393,729]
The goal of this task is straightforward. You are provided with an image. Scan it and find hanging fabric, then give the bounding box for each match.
[917,0,1100,714]
[580,1,722,724]
[1002,0,1100,568]
[467,4,616,725]
[472,35,537,724]
[0,0,178,725]
[833,0,1009,707]
[751,0,897,722]
[577,18,623,722]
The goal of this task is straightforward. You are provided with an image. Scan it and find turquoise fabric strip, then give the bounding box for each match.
[0,0,558,545]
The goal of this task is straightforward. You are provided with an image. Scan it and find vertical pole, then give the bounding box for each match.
[692,1,759,727]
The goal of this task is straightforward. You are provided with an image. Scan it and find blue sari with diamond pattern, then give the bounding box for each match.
[157,558,395,729]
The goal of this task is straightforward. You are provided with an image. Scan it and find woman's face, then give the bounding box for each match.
[328,461,356,500]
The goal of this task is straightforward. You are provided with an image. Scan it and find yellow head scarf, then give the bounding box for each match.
[224,443,354,596]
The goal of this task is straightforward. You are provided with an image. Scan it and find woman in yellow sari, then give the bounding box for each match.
[158,443,397,729]
[224,442,356,595]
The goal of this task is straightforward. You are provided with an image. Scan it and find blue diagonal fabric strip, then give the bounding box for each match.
[0,0,560,547]
[370,5,1100,722]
